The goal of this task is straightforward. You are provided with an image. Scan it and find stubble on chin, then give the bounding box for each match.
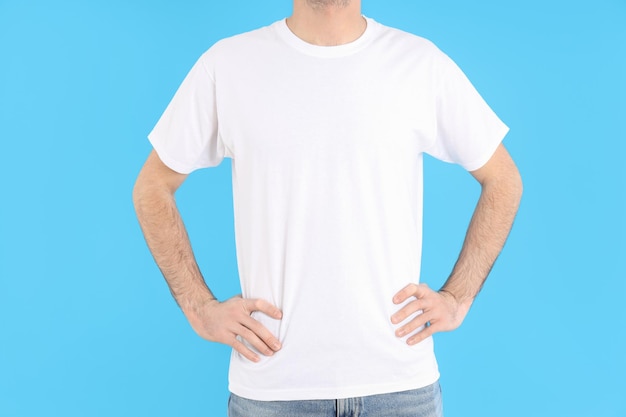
[305,0,352,10]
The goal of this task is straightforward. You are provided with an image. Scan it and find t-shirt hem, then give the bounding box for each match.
[228,371,440,401]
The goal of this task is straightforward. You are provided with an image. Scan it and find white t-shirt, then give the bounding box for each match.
[148,17,509,401]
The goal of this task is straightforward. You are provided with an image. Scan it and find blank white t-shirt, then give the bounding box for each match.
[148,17,509,401]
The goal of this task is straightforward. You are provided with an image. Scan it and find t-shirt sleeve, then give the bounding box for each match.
[426,47,509,171]
[147,52,226,174]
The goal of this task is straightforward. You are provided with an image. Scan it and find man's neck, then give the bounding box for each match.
[287,0,365,46]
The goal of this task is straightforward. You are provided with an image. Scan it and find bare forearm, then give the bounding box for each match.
[131,152,282,360]
[133,184,215,310]
[392,145,522,342]
[440,172,522,308]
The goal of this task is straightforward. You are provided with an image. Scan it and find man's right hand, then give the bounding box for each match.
[184,295,283,363]
[134,151,283,363]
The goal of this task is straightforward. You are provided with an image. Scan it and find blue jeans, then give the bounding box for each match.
[228,381,443,417]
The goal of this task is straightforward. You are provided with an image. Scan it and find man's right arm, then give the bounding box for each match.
[132,150,282,362]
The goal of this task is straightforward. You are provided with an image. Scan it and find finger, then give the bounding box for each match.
[237,325,278,356]
[396,313,432,338]
[231,337,260,363]
[391,299,427,324]
[245,298,283,319]
[242,315,282,352]
[392,283,417,304]
[407,324,436,346]
[393,283,430,304]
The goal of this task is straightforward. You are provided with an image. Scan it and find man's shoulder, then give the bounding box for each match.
[363,19,448,69]
[373,19,440,54]
[204,21,280,56]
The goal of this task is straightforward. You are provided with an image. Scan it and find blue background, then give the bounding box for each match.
[1,0,624,416]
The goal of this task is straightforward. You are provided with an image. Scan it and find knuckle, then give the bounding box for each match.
[254,327,270,341]
[240,299,252,315]
[239,348,256,361]
[241,327,256,340]
[247,317,265,331]
[229,339,238,349]
[403,321,417,334]
[213,329,229,342]
[261,331,275,344]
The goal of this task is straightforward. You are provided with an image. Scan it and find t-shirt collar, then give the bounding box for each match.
[273,16,379,58]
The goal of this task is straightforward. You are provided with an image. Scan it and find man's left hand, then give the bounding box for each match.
[391,283,470,345]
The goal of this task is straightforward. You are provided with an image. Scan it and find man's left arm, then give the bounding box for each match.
[391,143,523,345]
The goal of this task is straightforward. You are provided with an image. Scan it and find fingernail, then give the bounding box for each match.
[273,342,282,350]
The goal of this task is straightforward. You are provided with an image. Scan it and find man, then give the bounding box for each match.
[133,0,523,415]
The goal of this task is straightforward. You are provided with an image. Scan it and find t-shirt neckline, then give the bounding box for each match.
[273,16,379,58]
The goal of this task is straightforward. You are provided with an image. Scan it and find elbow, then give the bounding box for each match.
[132,173,158,217]
[132,176,147,217]
[511,167,523,206]
[499,153,523,207]
[482,165,523,210]
[132,171,176,221]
